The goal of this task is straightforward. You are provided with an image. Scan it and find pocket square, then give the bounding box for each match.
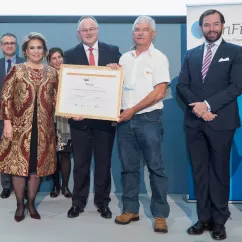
[218,57,229,62]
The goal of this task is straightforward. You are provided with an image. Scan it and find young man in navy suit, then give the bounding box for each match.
[64,16,121,219]
[0,33,25,199]
[177,10,242,240]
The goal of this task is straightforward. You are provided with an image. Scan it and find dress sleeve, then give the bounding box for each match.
[1,65,17,120]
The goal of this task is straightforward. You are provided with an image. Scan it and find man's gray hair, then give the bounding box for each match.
[132,16,156,32]
[77,16,99,31]
[0,33,17,43]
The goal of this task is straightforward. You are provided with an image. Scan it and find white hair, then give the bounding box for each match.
[77,16,99,31]
[132,15,156,32]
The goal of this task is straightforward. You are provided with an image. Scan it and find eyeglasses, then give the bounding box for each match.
[80,28,97,34]
[2,42,17,46]
[133,28,151,33]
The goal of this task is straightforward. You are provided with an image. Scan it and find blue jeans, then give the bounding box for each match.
[117,109,170,218]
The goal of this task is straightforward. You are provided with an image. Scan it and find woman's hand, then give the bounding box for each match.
[3,120,13,141]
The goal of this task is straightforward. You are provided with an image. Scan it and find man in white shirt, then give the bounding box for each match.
[114,16,170,233]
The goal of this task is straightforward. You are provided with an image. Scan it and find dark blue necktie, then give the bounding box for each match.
[6,59,12,73]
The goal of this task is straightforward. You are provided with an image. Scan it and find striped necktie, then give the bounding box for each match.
[201,43,215,81]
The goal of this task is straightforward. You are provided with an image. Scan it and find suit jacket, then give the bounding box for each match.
[0,56,25,89]
[64,41,121,130]
[177,40,242,130]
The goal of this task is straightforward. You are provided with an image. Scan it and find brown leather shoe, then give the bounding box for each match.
[154,217,168,233]
[115,212,139,225]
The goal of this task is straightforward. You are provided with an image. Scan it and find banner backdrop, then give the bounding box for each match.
[187,3,242,201]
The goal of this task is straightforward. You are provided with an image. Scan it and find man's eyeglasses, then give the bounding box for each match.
[2,42,17,46]
[133,28,151,33]
[80,28,97,34]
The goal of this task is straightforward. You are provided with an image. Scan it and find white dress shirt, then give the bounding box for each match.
[83,41,99,66]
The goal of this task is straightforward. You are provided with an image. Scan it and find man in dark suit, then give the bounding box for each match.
[177,9,242,240]
[0,33,25,199]
[64,16,121,219]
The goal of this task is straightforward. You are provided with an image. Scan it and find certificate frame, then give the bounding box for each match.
[55,64,124,121]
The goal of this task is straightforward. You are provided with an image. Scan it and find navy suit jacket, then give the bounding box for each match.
[64,41,121,130]
[177,40,242,130]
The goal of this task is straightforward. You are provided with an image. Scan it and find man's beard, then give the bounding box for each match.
[203,30,223,42]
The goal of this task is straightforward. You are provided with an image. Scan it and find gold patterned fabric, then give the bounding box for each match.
[0,63,58,177]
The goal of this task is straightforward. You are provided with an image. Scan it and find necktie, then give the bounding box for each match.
[201,43,215,80]
[6,59,12,73]
[88,48,95,66]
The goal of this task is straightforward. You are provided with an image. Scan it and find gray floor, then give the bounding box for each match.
[0,193,241,242]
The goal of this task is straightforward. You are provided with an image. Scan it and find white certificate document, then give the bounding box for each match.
[56,64,124,121]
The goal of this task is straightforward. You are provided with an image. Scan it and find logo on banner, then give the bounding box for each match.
[191,21,203,39]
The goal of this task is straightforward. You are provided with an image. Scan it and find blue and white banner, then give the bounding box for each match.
[187,2,242,201]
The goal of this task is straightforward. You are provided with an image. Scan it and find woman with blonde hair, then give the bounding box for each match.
[0,32,58,222]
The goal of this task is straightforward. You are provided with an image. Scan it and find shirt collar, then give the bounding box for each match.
[83,41,98,52]
[204,37,222,48]
[5,55,16,62]
[130,43,155,57]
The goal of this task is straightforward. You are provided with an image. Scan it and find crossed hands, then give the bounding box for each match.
[189,102,217,122]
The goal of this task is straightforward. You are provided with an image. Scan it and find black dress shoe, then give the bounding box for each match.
[50,186,60,198]
[97,206,112,219]
[67,206,84,218]
[187,221,213,235]
[212,224,227,240]
[0,189,11,199]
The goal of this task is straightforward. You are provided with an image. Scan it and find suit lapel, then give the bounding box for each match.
[98,42,105,66]
[208,40,226,69]
[16,56,22,64]
[0,58,6,86]
[76,44,89,65]
[204,40,226,80]
[195,44,204,81]
[0,58,6,76]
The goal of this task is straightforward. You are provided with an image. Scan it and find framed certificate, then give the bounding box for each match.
[55,64,124,121]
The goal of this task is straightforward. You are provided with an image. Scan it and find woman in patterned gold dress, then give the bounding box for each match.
[0,32,58,222]
[47,47,72,198]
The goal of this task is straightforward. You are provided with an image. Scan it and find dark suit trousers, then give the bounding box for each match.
[71,126,115,208]
[186,123,235,225]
